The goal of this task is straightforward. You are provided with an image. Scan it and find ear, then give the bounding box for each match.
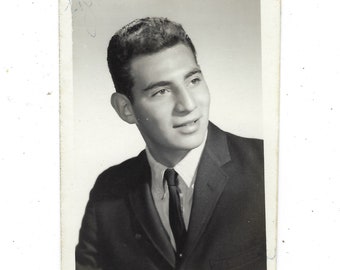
[111,93,137,124]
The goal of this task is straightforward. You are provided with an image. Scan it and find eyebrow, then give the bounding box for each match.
[184,67,202,80]
[141,67,202,92]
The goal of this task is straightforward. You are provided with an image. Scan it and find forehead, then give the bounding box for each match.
[129,44,198,89]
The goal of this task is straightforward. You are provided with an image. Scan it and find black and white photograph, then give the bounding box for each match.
[3,1,340,270]
[60,0,280,269]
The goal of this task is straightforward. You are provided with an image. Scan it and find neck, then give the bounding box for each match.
[147,147,190,168]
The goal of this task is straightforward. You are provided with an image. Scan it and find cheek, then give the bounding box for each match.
[133,103,153,121]
[195,88,210,108]
[135,107,165,127]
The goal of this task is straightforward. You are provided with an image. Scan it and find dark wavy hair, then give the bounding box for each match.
[107,17,197,101]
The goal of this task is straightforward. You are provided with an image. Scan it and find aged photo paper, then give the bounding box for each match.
[60,0,280,269]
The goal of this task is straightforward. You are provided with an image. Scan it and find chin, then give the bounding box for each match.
[175,134,205,151]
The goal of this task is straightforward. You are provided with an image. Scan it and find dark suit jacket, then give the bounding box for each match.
[76,122,266,270]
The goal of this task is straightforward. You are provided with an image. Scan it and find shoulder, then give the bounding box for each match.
[89,150,148,201]
[225,131,263,157]
[208,122,263,166]
[209,122,263,151]
[224,131,264,173]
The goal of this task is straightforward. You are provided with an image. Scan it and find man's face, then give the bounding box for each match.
[129,43,210,161]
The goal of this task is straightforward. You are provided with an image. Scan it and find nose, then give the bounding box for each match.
[175,89,197,113]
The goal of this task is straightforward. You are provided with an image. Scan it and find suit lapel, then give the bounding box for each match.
[128,152,176,268]
[183,123,232,257]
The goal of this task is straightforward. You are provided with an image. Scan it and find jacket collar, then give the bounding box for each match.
[182,122,231,258]
[128,152,176,267]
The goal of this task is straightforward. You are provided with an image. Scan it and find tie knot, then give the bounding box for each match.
[164,168,178,186]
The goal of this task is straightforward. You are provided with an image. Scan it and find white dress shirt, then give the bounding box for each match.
[145,135,207,250]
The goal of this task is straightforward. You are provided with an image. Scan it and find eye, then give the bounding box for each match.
[152,88,170,97]
[187,74,202,87]
[190,77,201,85]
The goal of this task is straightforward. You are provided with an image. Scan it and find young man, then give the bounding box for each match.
[76,17,266,270]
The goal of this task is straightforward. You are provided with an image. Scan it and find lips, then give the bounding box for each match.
[173,118,199,128]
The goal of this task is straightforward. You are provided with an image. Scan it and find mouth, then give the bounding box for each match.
[173,118,199,128]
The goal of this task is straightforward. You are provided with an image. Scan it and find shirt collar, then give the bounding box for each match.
[146,132,207,189]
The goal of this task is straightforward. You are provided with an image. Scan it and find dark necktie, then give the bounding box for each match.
[164,168,187,255]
